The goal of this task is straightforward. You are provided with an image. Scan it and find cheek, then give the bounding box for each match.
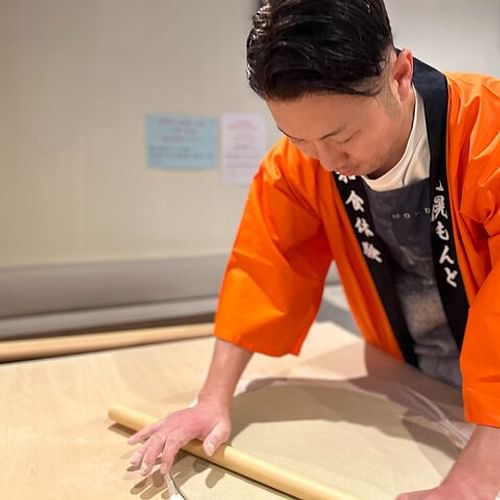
[350,128,388,162]
[293,142,317,159]
[342,137,372,161]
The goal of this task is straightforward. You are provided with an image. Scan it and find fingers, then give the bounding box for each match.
[128,421,163,475]
[127,421,161,445]
[130,426,196,477]
[129,446,146,467]
[126,407,231,477]
[138,433,168,476]
[159,432,194,475]
[202,420,230,456]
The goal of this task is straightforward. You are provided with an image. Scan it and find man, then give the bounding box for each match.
[129,1,500,497]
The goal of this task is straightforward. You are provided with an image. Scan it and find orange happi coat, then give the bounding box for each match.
[215,70,500,427]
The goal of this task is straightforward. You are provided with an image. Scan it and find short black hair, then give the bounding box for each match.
[247,0,394,100]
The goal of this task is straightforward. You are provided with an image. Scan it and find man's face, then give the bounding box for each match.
[267,88,408,179]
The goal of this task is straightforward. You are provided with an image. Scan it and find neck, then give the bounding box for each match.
[368,88,416,179]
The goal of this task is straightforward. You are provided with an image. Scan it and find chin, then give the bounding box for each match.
[337,166,360,177]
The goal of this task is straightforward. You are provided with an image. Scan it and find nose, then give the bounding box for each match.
[315,142,348,172]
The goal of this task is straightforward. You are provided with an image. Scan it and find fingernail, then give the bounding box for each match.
[140,464,148,475]
[130,451,141,464]
[160,463,167,475]
[205,443,215,456]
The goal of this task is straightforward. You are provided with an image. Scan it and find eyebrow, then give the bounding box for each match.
[277,126,347,142]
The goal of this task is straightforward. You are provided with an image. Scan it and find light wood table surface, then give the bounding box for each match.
[0,322,467,500]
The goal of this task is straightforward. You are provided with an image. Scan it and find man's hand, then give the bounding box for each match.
[128,398,231,476]
[127,338,253,477]
[396,425,500,500]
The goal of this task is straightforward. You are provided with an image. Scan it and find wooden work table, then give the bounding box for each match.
[0,322,467,499]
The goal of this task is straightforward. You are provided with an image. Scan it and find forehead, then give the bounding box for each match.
[266,93,379,140]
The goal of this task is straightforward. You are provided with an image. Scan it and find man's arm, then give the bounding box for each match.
[398,425,500,499]
[128,338,253,476]
[198,337,254,410]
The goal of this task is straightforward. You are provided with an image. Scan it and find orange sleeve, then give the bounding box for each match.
[214,138,333,356]
[453,74,500,426]
[461,179,500,426]
[462,264,500,427]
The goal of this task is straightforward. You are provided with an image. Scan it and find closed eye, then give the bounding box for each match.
[335,131,358,144]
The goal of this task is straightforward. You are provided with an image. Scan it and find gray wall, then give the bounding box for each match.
[1,0,499,337]
[386,0,500,75]
[0,0,280,268]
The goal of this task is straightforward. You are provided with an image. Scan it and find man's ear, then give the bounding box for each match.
[391,48,414,101]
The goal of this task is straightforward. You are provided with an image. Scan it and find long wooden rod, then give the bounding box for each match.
[0,323,213,362]
[109,404,359,500]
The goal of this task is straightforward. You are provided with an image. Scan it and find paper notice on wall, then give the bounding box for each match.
[221,113,267,185]
[146,114,218,170]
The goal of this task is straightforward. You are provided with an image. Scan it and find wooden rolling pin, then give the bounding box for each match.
[109,404,359,500]
[1,323,213,362]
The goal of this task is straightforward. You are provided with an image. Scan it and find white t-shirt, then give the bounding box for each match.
[363,88,430,191]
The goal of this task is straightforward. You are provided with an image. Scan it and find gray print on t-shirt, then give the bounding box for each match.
[363,178,462,388]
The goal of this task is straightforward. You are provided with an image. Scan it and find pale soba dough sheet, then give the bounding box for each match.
[169,377,471,500]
